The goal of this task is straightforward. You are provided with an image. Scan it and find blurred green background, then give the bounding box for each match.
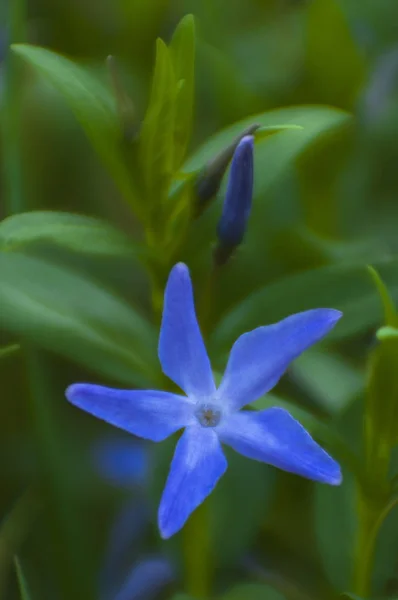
[3,1,398,599]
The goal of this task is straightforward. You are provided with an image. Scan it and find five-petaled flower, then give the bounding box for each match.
[66,263,343,539]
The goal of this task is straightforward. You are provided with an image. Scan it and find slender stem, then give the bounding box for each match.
[354,493,398,597]
[0,488,41,598]
[182,500,211,599]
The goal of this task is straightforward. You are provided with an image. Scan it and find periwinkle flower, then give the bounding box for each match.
[66,263,342,539]
[216,135,254,251]
[93,437,149,488]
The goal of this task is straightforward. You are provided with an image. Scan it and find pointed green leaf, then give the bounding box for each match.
[14,557,32,600]
[170,14,195,169]
[0,253,159,385]
[140,38,176,209]
[368,266,397,327]
[0,211,142,258]
[211,260,398,353]
[306,0,366,109]
[11,44,140,214]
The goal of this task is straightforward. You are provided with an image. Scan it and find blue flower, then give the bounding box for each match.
[216,134,254,249]
[93,437,149,488]
[66,263,342,539]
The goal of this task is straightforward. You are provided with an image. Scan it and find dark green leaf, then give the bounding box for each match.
[0,211,142,258]
[292,350,363,416]
[14,557,32,600]
[0,253,159,385]
[211,259,398,352]
[315,469,357,590]
[182,106,351,200]
[140,38,176,208]
[170,14,195,169]
[306,0,366,108]
[11,44,140,213]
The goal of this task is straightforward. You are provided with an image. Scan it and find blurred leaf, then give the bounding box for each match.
[14,557,32,600]
[341,595,364,600]
[219,583,286,600]
[0,211,143,258]
[0,343,20,359]
[292,350,363,416]
[210,448,273,566]
[368,266,397,327]
[140,38,176,211]
[306,0,366,108]
[170,14,195,169]
[211,259,398,352]
[11,44,140,214]
[315,469,357,590]
[182,106,350,188]
[0,253,159,385]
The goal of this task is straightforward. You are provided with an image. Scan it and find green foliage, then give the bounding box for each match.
[0,252,159,385]
[14,557,32,600]
[210,260,398,354]
[219,583,286,600]
[305,0,366,108]
[169,14,196,170]
[0,211,142,257]
[11,44,140,213]
[140,38,177,215]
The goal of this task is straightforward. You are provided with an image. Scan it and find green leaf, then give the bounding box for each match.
[219,583,286,600]
[14,557,32,600]
[292,350,363,416]
[140,38,176,209]
[0,211,141,258]
[0,343,20,359]
[210,259,398,353]
[306,0,366,109]
[11,44,140,213]
[368,266,397,327]
[170,14,195,169]
[182,105,350,191]
[0,253,159,385]
[315,469,357,590]
[341,594,364,600]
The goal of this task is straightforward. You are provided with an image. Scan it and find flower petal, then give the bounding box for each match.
[218,408,342,485]
[66,384,194,442]
[158,425,227,538]
[158,263,216,399]
[93,437,149,487]
[218,309,342,410]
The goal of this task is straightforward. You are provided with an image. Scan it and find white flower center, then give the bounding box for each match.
[195,403,222,428]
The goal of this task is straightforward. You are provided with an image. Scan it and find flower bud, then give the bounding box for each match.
[215,135,254,261]
[194,124,258,217]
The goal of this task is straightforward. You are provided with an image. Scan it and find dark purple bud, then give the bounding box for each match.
[194,124,258,216]
[215,135,254,256]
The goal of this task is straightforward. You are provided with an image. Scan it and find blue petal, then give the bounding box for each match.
[217,309,342,410]
[93,438,149,487]
[217,135,254,248]
[158,263,216,399]
[217,408,342,485]
[158,425,227,538]
[66,384,194,442]
[112,557,174,600]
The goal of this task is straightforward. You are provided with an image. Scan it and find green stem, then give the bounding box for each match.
[0,488,41,598]
[182,500,212,598]
[0,343,20,359]
[354,493,398,597]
